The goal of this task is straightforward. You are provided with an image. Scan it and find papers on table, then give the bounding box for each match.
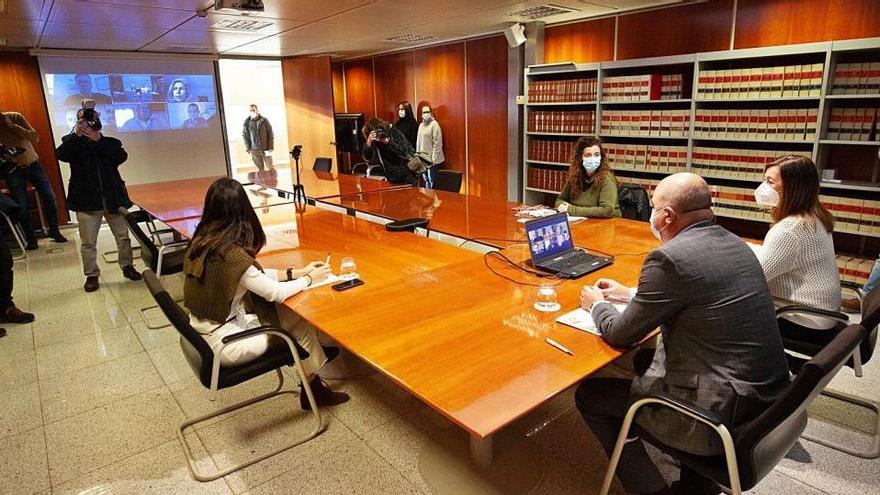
[302,274,342,291]
[556,303,628,335]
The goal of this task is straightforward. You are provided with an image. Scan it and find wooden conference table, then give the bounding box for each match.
[142,177,658,464]
[249,168,409,201]
[127,176,292,222]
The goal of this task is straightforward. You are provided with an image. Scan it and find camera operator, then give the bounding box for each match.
[55,100,141,293]
[361,118,419,186]
[0,111,67,249]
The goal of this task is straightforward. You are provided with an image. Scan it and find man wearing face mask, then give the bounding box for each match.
[575,173,789,495]
[242,104,274,172]
[415,105,445,189]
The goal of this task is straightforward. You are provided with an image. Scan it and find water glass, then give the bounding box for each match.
[534,284,559,312]
[340,257,358,280]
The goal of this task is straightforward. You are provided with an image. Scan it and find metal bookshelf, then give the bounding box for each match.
[522,37,880,241]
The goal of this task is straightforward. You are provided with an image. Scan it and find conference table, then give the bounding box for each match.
[136,176,658,478]
[249,168,409,201]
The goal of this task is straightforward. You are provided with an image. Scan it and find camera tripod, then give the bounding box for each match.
[289,145,306,204]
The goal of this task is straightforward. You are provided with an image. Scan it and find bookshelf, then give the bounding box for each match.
[523,37,880,259]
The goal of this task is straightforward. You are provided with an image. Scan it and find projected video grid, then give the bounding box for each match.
[47,73,218,133]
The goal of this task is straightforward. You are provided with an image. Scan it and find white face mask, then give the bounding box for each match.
[398,109,407,119]
[422,112,432,123]
[582,155,601,174]
[649,208,669,241]
[754,181,779,207]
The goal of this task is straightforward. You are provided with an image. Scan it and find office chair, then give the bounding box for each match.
[312,157,332,173]
[775,284,880,458]
[618,183,651,221]
[599,323,866,495]
[142,270,325,481]
[0,210,28,260]
[433,170,463,193]
[126,210,188,329]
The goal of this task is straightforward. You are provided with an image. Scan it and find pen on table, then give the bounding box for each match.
[545,337,573,356]
[324,252,331,266]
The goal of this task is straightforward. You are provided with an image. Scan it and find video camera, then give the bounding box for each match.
[78,98,102,131]
[0,143,25,179]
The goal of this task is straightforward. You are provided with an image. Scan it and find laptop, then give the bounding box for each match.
[525,212,613,278]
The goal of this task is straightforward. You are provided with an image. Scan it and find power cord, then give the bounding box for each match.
[482,250,567,287]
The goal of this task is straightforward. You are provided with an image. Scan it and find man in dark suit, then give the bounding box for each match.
[577,173,790,495]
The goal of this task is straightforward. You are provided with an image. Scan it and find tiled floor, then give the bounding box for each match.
[0,225,878,494]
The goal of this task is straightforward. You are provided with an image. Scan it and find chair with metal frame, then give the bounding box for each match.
[774,284,880,458]
[142,270,325,481]
[433,170,463,193]
[125,210,187,329]
[0,210,28,260]
[599,323,866,495]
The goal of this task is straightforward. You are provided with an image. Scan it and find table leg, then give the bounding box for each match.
[470,434,493,467]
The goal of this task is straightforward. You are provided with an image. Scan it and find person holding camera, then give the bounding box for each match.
[0,111,67,250]
[56,101,141,293]
[361,118,419,186]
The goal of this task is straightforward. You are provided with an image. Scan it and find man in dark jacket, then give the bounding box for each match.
[242,104,274,171]
[361,118,418,186]
[56,109,141,292]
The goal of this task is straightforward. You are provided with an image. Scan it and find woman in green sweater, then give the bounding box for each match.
[555,136,621,218]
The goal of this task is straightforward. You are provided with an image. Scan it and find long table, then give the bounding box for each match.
[250,168,409,201]
[141,177,657,468]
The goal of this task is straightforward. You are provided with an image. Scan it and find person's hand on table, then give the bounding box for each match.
[307,265,332,283]
[595,278,631,301]
[557,202,570,213]
[580,285,604,310]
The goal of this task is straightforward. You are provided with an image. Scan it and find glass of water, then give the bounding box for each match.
[340,257,358,280]
[534,284,560,312]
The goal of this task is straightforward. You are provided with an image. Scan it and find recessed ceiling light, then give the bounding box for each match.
[507,4,579,20]
[385,34,437,44]
[210,19,273,32]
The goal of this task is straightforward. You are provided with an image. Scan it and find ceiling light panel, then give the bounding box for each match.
[210,18,274,32]
[385,34,438,43]
[507,4,579,19]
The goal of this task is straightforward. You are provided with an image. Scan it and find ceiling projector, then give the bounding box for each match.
[214,0,265,14]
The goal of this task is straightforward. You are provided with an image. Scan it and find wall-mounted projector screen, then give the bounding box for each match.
[38,54,228,187]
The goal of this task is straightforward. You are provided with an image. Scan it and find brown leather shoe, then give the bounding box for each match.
[84,276,100,292]
[841,298,861,314]
[300,377,349,410]
[0,306,35,324]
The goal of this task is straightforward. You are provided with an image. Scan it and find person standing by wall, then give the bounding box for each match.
[394,101,418,149]
[415,105,445,189]
[242,104,274,172]
[0,111,67,250]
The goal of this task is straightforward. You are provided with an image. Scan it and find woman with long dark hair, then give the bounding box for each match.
[753,155,840,333]
[182,178,348,410]
[394,101,418,148]
[555,136,621,218]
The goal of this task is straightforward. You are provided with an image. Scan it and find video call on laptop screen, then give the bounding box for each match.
[527,214,573,260]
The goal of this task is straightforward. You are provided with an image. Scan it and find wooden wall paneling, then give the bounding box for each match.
[414,43,467,179]
[281,56,337,171]
[616,0,734,60]
[343,58,376,120]
[0,52,69,223]
[543,17,616,64]
[466,36,508,200]
[374,51,415,124]
[331,61,346,113]
[735,0,880,49]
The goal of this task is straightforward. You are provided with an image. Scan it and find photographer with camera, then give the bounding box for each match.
[361,118,419,186]
[0,111,67,250]
[56,99,141,293]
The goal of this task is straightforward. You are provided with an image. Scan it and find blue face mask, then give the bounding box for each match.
[582,155,601,174]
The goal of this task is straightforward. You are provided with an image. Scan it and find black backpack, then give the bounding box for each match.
[618,183,651,221]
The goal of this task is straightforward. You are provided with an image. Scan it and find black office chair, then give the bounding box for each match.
[433,170,463,193]
[775,284,880,458]
[126,210,188,329]
[618,183,651,221]
[599,323,866,495]
[142,270,325,481]
[312,157,332,173]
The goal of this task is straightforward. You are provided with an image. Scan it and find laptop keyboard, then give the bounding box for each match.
[544,251,598,272]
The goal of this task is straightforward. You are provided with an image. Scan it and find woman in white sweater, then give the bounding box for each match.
[753,155,841,333]
[416,104,445,189]
[183,178,349,410]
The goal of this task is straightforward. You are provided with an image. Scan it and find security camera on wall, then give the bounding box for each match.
[503,23,526,48]
[215,0,265,14]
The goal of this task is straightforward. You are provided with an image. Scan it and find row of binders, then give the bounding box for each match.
[838,255,876,286]
[691,147,793,182]
[528,140,575,164]
[527,167,568,192]
[527,78,598,103]
[696,64,823,99]
[821,195,880,235]
[600,109,690,137]
[826,107,879,141]
[601,74,684,102]
[693,108,818,141]
[831,63,880,95]
[604,144,688,174]
[527,110,596,134]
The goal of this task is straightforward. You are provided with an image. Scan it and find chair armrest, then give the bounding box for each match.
[841,280,862,292]
[637,391,725,426]
[220,325,309,359]
[350,162,369,175]
[776,305,850,325]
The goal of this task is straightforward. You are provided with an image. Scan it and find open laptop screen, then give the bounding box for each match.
[526,213,574,262]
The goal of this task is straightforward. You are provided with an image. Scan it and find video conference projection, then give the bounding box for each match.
[39,54,227,186]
